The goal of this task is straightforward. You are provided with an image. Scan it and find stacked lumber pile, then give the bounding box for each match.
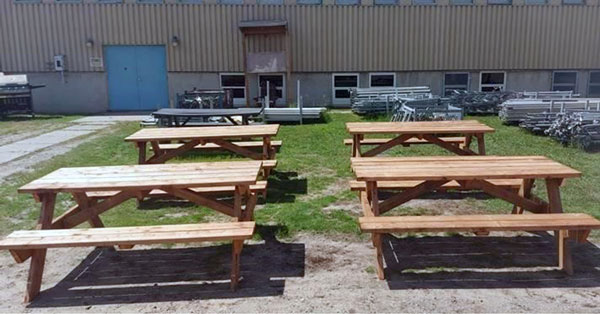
[350,87,432,115]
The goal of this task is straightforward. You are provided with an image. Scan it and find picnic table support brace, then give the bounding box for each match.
[512,179,535,214]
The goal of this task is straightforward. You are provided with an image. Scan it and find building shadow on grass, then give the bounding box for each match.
[28,225,305,308]
[381,233,600,290]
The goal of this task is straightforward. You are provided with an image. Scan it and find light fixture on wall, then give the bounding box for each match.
[171,36,180,47]
[85,39,94,48]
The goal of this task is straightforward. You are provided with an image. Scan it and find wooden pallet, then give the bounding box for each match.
[0,222,256,301]
[360,213,600,279]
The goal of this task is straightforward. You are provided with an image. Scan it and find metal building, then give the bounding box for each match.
[1,0,599,112]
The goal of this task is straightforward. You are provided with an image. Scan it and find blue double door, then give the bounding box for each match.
[105,45,168,111]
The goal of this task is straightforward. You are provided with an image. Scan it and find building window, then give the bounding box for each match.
[589,72,600,97]
[218,0,243,3]
[177,0,202,3]
[451,0,474,4]
[525,0,546,4]
[259,0,284,3]
[220,73,246,107]
[332,73,359,106]
[136,0,162,3]
[487,0,512,4]
[413,0,436,4]
[552,71,577,92]
[369,73,395,88]
[480,72,505,92]
[55,0,82,2]
[97,0,123,3]
[375,0,397,4]
[563,0,584,4]
[335,0,360,4]
[444,73,470,96]
[297,0,322,3]
[14,0,42,3]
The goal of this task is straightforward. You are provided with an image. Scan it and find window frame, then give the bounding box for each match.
[332,73,360,106]
[297,0,322,3]
[588,71,600,97]
[444,72,470,96]
[369,72,396,88]
[487,0,512,4]
[220,73,246,107]
[552,71,578,92]
[479,71,506,92]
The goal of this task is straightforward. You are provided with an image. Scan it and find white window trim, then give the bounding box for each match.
[479,71,506,92]
[332,73,360,106]
[219,72,246,107]
[258,73,286,106]
[368,72,396,88]
[588,71,600,97]
[552,71,578,92]
[444,72,470,95]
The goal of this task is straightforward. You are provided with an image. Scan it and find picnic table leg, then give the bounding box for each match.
[262,136,274,159]
[372,233,385,280]
[24,192,56,303]
[230,240,244,291]
[136,142,147,164]
[512,179,535,214]
[475,134,486,155]
[462,134,473,150]
[546,178,573,274]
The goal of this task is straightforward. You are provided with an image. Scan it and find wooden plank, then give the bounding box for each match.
[156,140,283,151]
[0,222,255,250]
[125,124,280,142]
[467,179,548,214]
[343,137,466,146]
[476,133,486,155]
[18,161,262,193]
[230,240,244,291]
[349,179,522,191]
[211,139,263,160]
[146,139,201,164]
[513,179,535,214]
[351,156,581,181]
[86,181,268,199]
[359,213,600,233]
[346,121,495,135]
[558,230,573,275]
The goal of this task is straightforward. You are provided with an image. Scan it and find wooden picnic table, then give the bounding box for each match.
[352,156,581,217]
[352,155,586,278]
[125,124,280,164]
[346,120,495,157]
[153,108,263,127]
[13,160,262,300]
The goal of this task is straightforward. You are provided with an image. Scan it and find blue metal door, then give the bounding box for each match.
[105,46,168,111]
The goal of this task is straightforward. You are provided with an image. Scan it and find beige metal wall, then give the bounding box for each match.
[1,2,599,73]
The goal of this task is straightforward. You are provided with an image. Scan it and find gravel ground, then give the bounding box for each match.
[1,232,599,313]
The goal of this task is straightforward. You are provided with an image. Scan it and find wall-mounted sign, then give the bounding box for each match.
[90,57,103,68]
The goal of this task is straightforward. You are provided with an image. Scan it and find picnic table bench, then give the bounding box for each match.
[0,222,255,302]
[350,155,600,278]
[346,120,494,157]
[153,108,263,127]
[125,124,280,164]
[2,160,263,302]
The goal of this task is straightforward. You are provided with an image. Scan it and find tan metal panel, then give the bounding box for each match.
[1,3,600,73]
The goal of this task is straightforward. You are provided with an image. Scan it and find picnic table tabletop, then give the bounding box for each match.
[125,124,280,142]
[351,156,581,181]
[346,120,495,135]
[153,108,263,117]
[19,161,263,193]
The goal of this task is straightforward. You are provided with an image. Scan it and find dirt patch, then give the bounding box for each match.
[323,200,363,216]
[1,234,599,312]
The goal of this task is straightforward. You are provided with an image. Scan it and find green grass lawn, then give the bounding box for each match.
[0,111,598,239]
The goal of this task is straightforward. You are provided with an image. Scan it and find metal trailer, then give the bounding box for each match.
[0,74,44,117]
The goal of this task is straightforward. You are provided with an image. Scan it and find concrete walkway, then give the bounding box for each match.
[0,115,149,165]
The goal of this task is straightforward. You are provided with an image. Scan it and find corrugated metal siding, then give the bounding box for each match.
[1,3,599,73]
